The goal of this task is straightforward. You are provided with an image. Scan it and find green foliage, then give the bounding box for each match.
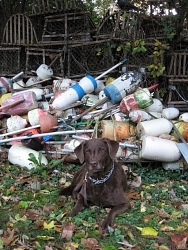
[147,40,169,78]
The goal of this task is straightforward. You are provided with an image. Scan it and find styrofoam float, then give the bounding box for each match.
[136,118,173,137]
[140,135,181,162]
[8,144,48,169]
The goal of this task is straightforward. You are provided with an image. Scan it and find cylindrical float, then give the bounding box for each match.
[145,98,163,113]
[101,120,136,140]
[162,107,179,120]
[2,91,38,115]
[120,85,158,113]
[103,71,142,104]
[172,121,188,141]
[8,144,48,169]
[140,135,181,162]
[136,118,173,137]
[179,113,188,122]
[52,75,97,110]
[162,161,182,170]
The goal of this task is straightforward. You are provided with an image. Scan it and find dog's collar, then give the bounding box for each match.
[88,163,114,185]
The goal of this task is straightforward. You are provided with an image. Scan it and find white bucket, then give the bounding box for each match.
[136,118,173,137]
[36,64,53,80]
[8,144,48,169]
[179,112,188,122]
[145,98,163,113]
[7,115,27,132]
[140,135,181,162]
[162,107,179,120]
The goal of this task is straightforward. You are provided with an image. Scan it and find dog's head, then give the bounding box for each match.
[74,138,119,173]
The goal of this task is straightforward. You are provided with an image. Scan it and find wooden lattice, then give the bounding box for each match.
[1,14,38,45]
[41,11,96,44]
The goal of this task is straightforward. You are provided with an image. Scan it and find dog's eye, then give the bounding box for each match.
[100,148,106,152]
[85,149,91,154]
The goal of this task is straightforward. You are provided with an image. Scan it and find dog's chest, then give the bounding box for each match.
[86,182,116,206]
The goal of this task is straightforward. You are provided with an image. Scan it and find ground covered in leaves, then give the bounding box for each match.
[0,155,188,250]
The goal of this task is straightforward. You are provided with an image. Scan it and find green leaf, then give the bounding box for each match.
[19,200,29,208]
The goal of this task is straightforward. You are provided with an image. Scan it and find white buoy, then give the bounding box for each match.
[36,64,53,80]
[145,98,163,113]
[162,107,179,120]
[179,112,188,122]
[140,135,181,162]
[52,75,97,110]
[136,118,173,137]
[8,144,48,169]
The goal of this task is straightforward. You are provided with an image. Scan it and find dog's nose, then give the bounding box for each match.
[90,161,97,167]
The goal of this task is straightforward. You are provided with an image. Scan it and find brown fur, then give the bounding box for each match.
[60,138,131,230]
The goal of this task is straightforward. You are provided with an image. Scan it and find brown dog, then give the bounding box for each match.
[60,138,130,230]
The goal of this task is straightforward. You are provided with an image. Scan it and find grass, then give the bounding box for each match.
[0,155,188,250]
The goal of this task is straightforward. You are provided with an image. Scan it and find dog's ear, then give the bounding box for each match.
[103,138,119,159]
[74,141,86,164]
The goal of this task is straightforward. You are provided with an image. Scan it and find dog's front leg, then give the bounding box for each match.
[102,202,131,230]
[69,193,85,216]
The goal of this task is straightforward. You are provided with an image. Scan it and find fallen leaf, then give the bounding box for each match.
[2,228,15,246]
[140,202,146,212]
[36,236,55,240]
[81,238,100,249]
[170,232,188,249]
[140,227,158,236]
[126,189,141,200]
[43,221,55,230]
[154,208,171,219]
[160,224,175,232]
[118,239,136,248]
[61,223,75,241]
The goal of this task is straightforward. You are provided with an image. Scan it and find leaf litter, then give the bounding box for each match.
[0,159,187,249]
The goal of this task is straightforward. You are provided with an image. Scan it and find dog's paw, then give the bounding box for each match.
[101,218,113,231]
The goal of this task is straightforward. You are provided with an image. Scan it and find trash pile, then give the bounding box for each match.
[0,60,188,171]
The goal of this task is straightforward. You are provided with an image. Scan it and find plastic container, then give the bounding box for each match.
[101,120,136,140]
[136,118,173,137]
[52,75,97,110]
[103,71,142,104]
[162,107,179,120]
[8,144,48,169]
[140,135,181,162]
